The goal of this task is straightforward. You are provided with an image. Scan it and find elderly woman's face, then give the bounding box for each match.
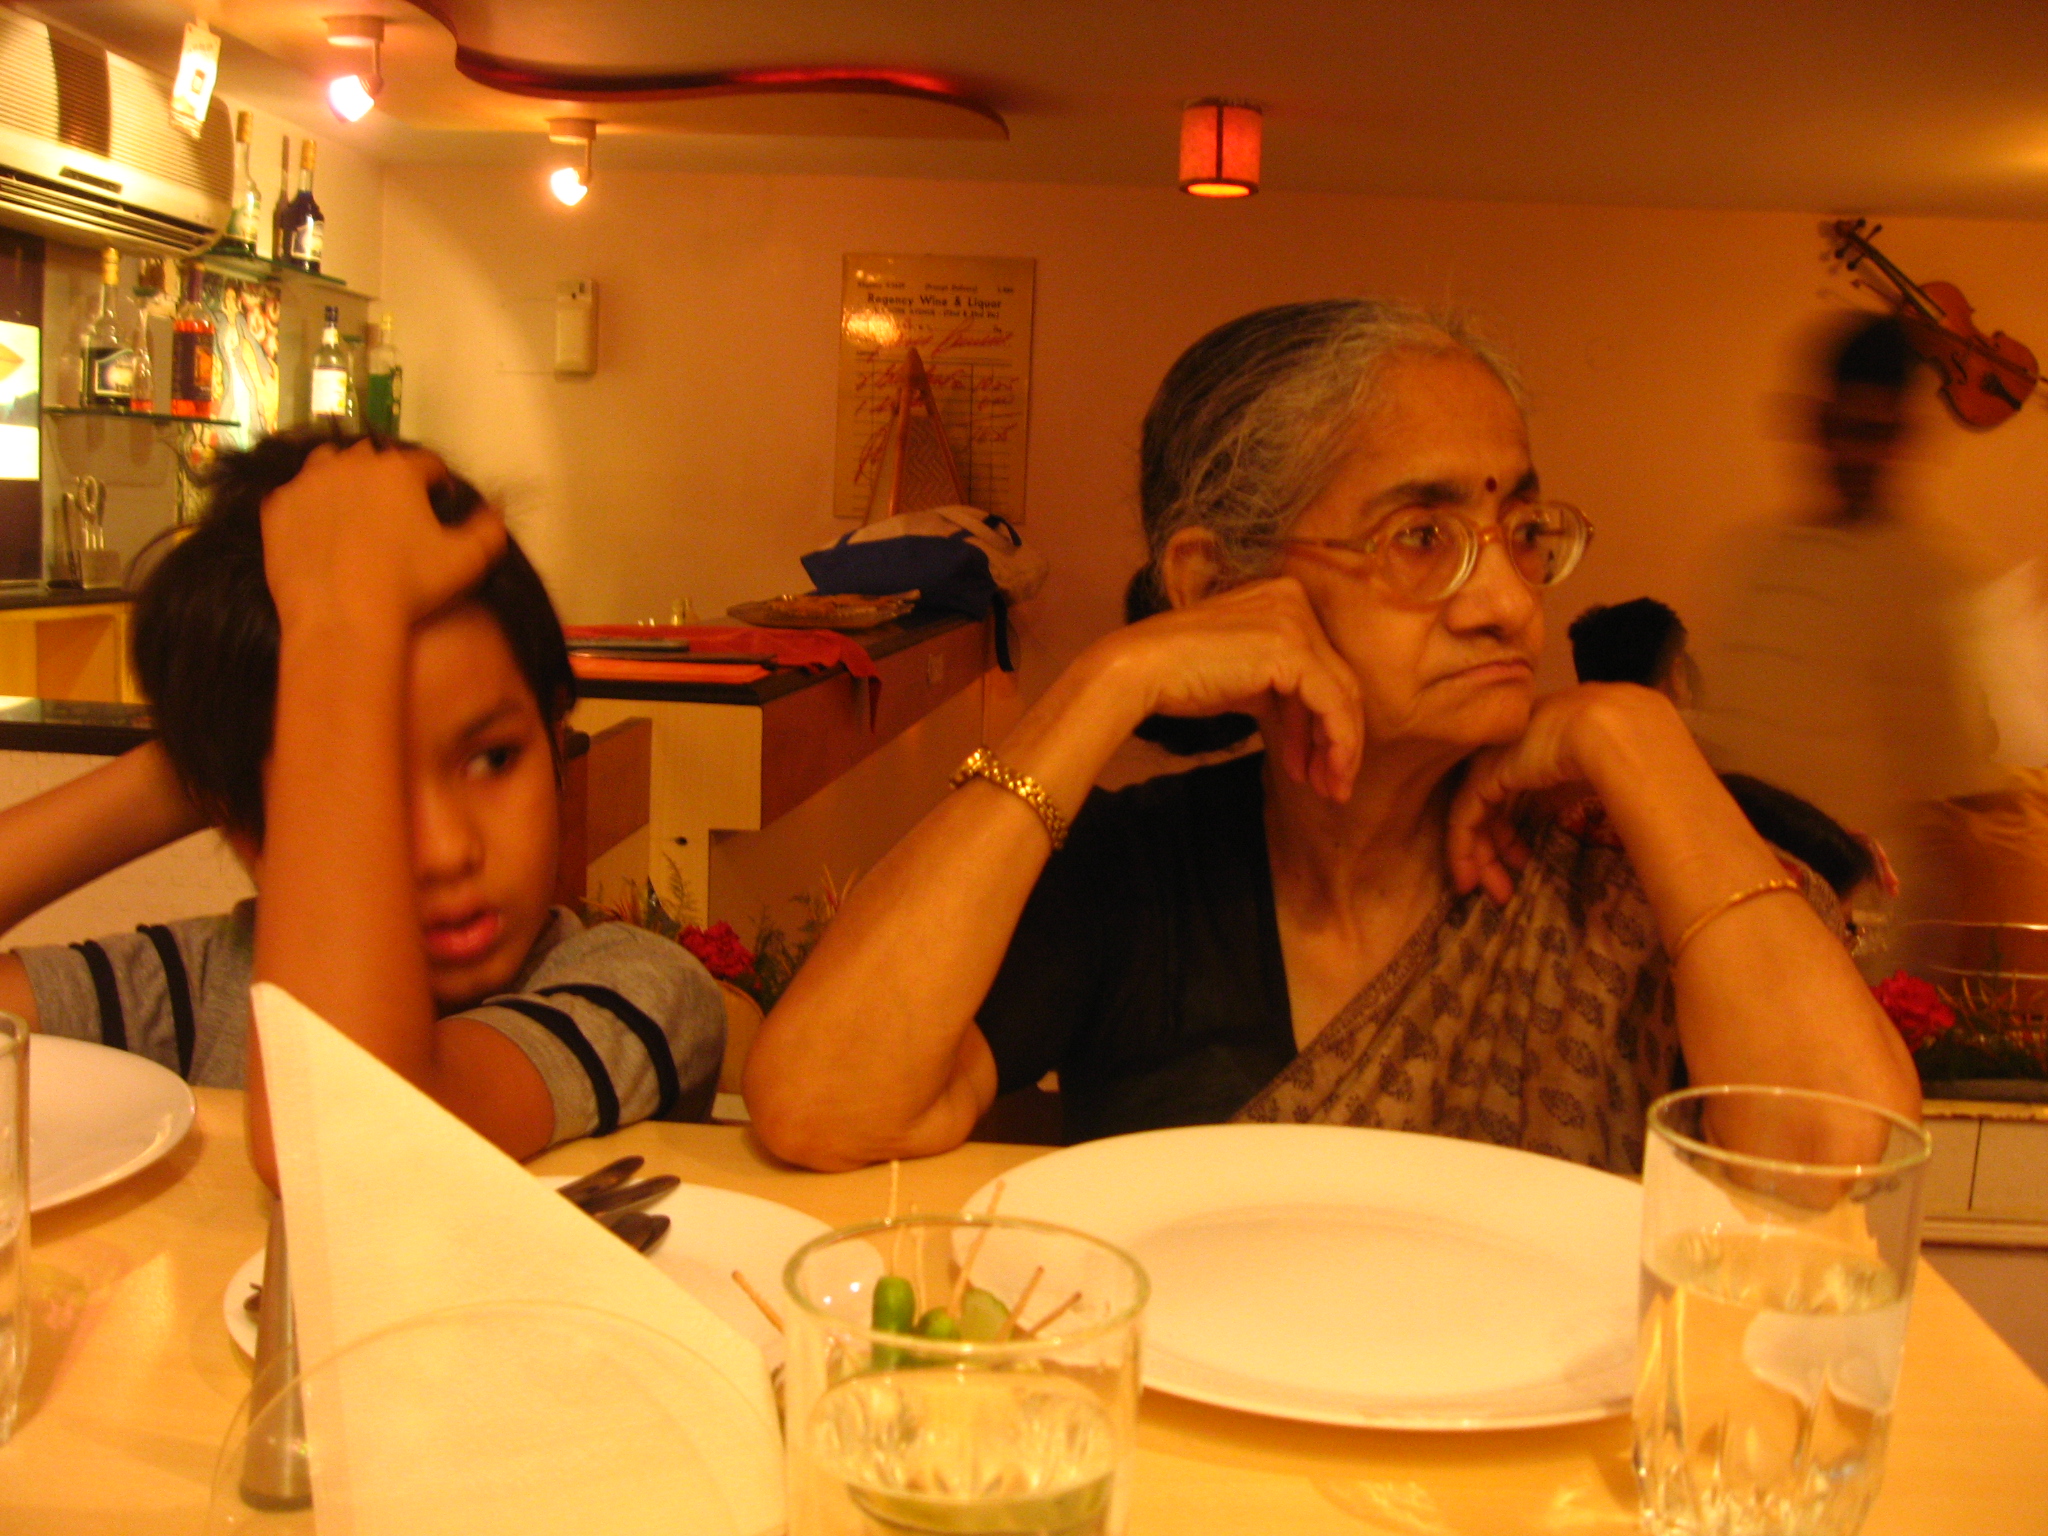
[1279,351,1542,754]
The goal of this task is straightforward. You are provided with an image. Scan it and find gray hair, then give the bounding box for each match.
[1129,299,1522,614]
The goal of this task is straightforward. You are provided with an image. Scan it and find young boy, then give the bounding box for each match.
[0,429,722,1169]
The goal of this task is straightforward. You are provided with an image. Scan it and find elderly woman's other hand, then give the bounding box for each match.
[1098,575,1366,803]
[1445,684,1684,902]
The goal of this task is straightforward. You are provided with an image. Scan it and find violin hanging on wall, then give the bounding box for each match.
[1828,218,2039,429]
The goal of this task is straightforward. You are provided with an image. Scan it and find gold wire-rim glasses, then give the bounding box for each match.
[1282,501,1596,603]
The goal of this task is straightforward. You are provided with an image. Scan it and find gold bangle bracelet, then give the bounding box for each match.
[1669,876,1803,964]
[950,746,1070,851]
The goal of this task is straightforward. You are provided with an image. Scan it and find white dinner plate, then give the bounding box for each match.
[226,1178,830,1365]
[30,1035,196,1212]
[971,1123,1642,1430]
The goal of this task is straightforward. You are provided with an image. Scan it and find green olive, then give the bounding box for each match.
[915,1306,962,1341]
[870,1274,917,1336]
[870,1273,918,1370]
[959,1286,1010,1342]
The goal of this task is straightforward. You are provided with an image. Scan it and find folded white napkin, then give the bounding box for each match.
[251,982,785,1536]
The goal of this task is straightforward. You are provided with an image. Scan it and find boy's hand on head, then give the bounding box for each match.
[261,439,506,634]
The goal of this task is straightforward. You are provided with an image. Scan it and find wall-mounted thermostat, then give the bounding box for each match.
[554,279,596,376]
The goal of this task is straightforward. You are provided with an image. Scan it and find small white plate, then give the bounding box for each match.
[972,1123,1642,1430]
[30,1035,196,1212]
[226,1178,829,1364]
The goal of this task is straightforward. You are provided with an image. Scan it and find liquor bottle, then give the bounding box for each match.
[281,139,324,274]
[271,135,292,262]
[366,312,402,436]
[309,306,353,422]
[220,110,262,256]
[126,281,155,412]
[170,263,215,418]
[77,247,133,408]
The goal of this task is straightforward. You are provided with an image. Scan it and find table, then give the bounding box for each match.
[4,1089,2045,1533]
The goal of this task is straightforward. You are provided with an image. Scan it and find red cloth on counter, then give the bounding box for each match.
[565,625,882,723]
[563,625,880,683]
[569,657,770,686]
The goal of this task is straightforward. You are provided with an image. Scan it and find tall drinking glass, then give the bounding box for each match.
[1635,1085,1930,1536]
[0,1012,26,1445]
[783,1214,1148,1536]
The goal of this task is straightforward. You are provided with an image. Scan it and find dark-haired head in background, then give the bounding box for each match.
[1565,595,1877,901]
[132,424,575,843]
[1812,312,1923,525]
[1567,597,1699,707]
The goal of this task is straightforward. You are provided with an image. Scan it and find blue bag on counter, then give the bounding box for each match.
[800,507,1046,670]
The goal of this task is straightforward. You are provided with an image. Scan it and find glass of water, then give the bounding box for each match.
[1635,1085,1931,1536]
[783,1214,1148,1536]
[0,1012,25,1446]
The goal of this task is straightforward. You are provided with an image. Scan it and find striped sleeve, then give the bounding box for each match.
[460,918,724,1148]
[15,910,253,1085]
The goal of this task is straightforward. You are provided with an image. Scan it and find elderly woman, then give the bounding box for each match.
[746,300,1919,1174]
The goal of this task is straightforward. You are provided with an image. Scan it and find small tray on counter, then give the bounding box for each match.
[727,591,919,630]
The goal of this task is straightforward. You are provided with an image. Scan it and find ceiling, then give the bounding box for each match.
[27,0,2048,218]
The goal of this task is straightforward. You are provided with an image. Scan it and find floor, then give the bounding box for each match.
[1926,1245,2048,1385]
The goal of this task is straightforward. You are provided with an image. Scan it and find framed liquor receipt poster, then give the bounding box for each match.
[835,254,1035,523]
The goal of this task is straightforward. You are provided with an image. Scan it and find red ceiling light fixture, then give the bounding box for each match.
[1179,100,1261,198]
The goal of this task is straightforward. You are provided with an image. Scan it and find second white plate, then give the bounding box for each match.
[972,1123,1642,1430]
[30,1035,196,1212]
[226,1178,830,1366]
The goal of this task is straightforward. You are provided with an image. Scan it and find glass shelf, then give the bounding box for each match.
[44,406,242,428]
[198,248,369,300]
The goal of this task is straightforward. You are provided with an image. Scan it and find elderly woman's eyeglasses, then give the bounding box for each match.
[1282,501,1594,604]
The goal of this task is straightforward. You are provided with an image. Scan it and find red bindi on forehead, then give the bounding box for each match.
[1485,476,1497,492]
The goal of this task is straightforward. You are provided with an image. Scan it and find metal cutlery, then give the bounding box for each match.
[596,1209,671,1254]
[553,1154,643,1206]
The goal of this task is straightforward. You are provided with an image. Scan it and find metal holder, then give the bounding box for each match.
[240,1194,312,1511]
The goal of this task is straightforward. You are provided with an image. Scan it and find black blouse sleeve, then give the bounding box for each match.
[974,785,1132,1095]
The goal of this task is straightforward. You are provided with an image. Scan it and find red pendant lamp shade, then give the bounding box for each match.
[1179,101,1261,197]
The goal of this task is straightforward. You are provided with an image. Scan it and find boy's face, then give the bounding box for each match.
[406,601,561,1011]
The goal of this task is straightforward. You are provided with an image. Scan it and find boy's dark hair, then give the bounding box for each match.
[1719,772,1877,901]
[133,425,576,842]
[1568,598,1687,688]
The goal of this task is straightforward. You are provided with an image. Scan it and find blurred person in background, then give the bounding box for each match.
[1698,313,2001,928]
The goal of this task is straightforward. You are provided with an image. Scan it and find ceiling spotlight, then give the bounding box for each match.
[547,117,596,206]
[325,15,385,122]
[1179,100,1261,198]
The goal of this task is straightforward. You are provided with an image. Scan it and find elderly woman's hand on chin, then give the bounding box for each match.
[1447,682,1684,904]
[1088,575,1365,804]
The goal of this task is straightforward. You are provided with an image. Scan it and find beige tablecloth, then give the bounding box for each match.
[2,1088,2044,1533]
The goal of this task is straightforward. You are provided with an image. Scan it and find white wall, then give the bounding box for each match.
[379,166,2048,707]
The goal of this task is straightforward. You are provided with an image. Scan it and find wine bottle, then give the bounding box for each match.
[77,247,132,408]
[220,110,262,256]
[282,139,324,274]
[310,306,353,422]
[171,263,215,418]
[272,135,292,262]
[367,312,402,436]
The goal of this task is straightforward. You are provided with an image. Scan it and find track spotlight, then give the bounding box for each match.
[325,15,385,122]
[547,118,597,206]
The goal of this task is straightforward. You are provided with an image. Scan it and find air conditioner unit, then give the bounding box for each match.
[0,7,231,256]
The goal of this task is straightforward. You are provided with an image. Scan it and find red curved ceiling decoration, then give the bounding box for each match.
[407,0,1006,136]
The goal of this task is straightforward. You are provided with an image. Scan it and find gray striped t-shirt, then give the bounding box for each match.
[19,905,725,1146]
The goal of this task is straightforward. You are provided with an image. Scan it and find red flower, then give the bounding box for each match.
[679,921,756,982]
[1872,971,1957,1054]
